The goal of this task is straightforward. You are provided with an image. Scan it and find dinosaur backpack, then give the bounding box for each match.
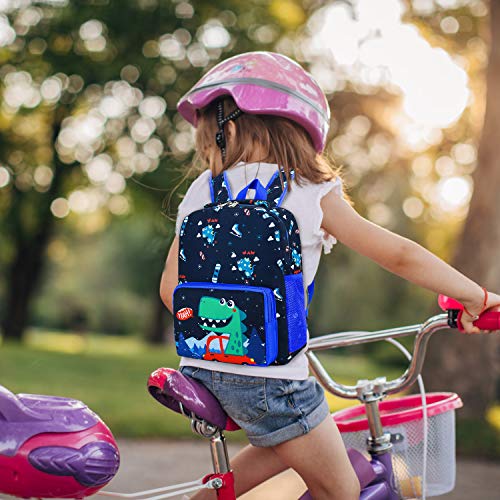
[173,168,313,366]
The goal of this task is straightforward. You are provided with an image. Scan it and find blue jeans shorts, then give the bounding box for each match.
[179,366,330,447]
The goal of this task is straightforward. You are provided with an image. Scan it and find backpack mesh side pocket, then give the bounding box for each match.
[284,273,307,353]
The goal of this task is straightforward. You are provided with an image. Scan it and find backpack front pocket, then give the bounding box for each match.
[173,283,278,366]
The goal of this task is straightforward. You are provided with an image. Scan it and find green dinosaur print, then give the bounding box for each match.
[198,296,248,356]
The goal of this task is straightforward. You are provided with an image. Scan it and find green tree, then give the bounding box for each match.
[425,1,500,419]
[0,0,287,341]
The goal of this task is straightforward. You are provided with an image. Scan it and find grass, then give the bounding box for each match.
[456,419,500,460]
[0,329,400,440]
[1,332,186,438]
[1,329,499,457]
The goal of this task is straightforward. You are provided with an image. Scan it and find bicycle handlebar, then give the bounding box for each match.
[307,295,500,400]
[306,313,450,399]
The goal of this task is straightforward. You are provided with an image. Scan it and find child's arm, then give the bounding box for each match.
[159,236,179,314]
[320,191,500,334]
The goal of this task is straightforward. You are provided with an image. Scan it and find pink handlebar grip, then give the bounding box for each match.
[471,311,500,331]
[437,294,463,311]
[438,294,500,332]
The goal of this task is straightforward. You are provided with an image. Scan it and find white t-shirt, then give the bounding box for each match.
[174,161,343,380]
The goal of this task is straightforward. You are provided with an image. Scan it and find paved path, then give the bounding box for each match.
[1,439,497,499]
[97,439,499,499]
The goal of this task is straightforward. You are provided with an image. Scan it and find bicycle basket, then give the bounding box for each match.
[333,392,463,499]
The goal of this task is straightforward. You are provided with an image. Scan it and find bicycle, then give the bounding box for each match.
[1,295,499,500]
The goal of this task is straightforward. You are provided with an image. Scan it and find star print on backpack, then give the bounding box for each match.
[173,168,312,366]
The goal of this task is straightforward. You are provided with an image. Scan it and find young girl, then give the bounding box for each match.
[160,52,500,500]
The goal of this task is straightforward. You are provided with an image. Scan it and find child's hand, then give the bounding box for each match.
[460,291,500,334]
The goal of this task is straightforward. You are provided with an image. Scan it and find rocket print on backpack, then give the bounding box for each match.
[174,168,310,366]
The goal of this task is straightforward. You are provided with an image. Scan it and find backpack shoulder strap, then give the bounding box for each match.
[265,168,295,208]
[210,170,233,204]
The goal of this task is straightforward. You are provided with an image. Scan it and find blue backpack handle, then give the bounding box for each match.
[265,169,295,208]
[210,167,295,207]
[236,178,268,201]
[210,170,233,203]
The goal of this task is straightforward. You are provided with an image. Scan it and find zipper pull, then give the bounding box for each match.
[206,200,240,209]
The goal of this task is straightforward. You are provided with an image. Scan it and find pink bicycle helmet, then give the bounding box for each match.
[177,51,330,154]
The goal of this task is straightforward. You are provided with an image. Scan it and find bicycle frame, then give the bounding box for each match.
[103,313,450,500]
[229,312,450,499]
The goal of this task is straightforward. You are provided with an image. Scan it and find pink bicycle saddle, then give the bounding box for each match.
[148,368,239,431]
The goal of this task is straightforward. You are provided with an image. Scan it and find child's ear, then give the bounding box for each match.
[227,120,237,141]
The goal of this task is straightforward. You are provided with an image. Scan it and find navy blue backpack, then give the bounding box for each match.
[173,168,314,366]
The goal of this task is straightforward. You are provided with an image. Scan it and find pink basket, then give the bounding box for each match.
[333,393,463,498]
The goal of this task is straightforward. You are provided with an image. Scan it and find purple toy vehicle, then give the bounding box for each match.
[0,385,119,498]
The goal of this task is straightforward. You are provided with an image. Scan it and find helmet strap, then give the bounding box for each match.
[215,99,243,161]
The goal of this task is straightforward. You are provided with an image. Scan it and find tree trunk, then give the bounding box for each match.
[1,229,53,341]
[424,3,500,418]
[1,115,74,341]
[146,291,172,345]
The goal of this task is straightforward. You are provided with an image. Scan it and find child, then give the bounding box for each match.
[160,52,500,500]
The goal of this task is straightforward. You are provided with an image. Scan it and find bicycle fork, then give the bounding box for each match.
[354,379,399,500]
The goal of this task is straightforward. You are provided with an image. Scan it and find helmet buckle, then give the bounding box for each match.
[215,131,226,149]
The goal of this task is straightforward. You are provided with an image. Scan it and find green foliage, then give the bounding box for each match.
[0,330,398,439]
[456,419,500,460]
[309,247,437,336]
[32,213,172,334]
[0,0,288,339]
[1,331,497,458]
[0,1,496,428]
[0,337,195,438]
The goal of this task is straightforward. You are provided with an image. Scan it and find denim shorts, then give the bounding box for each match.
[179,366,330,447]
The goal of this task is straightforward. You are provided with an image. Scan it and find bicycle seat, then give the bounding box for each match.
[148,368,239,431]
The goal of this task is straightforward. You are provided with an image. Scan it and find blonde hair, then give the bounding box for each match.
[194,97,342,191]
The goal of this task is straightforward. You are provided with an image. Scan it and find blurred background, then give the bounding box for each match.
[0,0,499,459]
